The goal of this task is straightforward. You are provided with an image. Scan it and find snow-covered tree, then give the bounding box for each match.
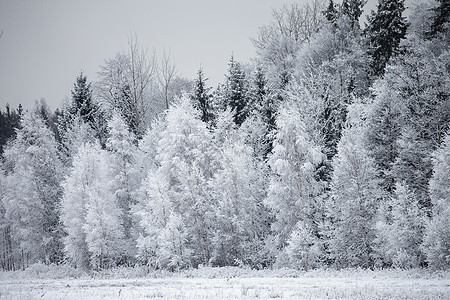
[61,144,95,270]
[341,0,367,28]
[137,96,217,268]
[59,116,97,166]
[191,67,213,124]
[62,143,125,270]
[106,112,141,262]
[392,126,433,210]
[82,149,125,269]
[222,56,250,126]
[428,0,450,38]
[365,0,409,76]
[285,221,320,270]
[97,36,158,138]
[59,73,106,151]
[375,182,425,268]
[295,14,371,171]
[252,0,326,87]
[209,126,269,267]
[422,133,450,269]
[156,212,192,270]
[2,111,63,267]
[265,102,324,262]
[366,80,403,194]
[329,102,381,268]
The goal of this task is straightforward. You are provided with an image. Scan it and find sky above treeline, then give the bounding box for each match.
[0,0,414,111]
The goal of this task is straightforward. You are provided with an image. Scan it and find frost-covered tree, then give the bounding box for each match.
[222,56,250,126]
[156,212,192,271]
[365,0,408,76]
[295,14,371,169]
[58,73,106,154]
[252,0,326,86]
[265,102,324,262]
[59,116,97,166]
[285,221,320,270]
[329,102,381,268]
[2,111,63,267]
[191,67,213,124]
[209,121,269,267]
[392,126,433,209]
[246,65,276,159]
[341,0,367,28]
[106,113,141,261]
[366,81,403,194]
[82,151,125,270]
[62,143,125,270]
[375,182,425,268]
[70,72,100,127]
[369,29,450,209]
[428,0,450,38]
[137,96,217,268]
[61,144,95,270]
[97,36,158,138]
[422,133,450,269]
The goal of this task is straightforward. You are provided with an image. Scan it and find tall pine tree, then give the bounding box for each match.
[365,0,408,76]
[191,67,213,124]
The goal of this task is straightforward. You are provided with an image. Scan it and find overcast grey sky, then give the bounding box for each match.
[0,0,409,111]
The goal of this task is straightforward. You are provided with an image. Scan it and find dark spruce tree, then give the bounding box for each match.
[191,67,213,124]
[341,0,367,28]
[323,0,339,24]
[251,65,276,158]
[224,56,249,126]
[60,72,107,147]
[365,0,408,77]
[70,72,98,126]
[428,0,450,38]
[0,104,21,156]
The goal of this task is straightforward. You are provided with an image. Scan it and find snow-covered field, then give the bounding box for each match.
[1,266,449,299]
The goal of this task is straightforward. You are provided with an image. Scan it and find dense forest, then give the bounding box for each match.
[0,0,449,272]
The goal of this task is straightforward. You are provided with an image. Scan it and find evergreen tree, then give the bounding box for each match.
[365,0,409,76]
[367,81,403,194]
[341,0,367,28]
[0,104,21,157]
[71,72,97,125]
[60,72,106,150]
[224,56,250,126]
[247,65,276,159]
[323,0,338,24]
[191,67,213,124]
[428,0,450,38]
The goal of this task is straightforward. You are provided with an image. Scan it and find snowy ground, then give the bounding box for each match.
[1,266,449,299]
